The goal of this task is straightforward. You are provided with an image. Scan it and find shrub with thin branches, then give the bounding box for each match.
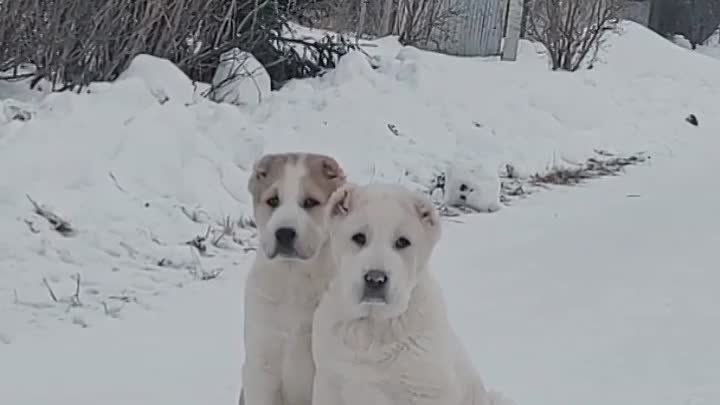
[0,0,354,91]
[524,0,621,71]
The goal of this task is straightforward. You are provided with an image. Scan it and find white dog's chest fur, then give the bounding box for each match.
[324,331,459,404]
[313,276,472,405]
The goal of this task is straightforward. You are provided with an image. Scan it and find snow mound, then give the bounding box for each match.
[116,54,196,105]
[209,48,271,107]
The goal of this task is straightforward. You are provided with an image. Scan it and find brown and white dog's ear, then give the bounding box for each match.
[247,153,283,199]
[319,156,346,182]
[413,192,441,242]
[327,183,356,218]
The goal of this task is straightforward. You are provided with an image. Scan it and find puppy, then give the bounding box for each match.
[311,183,512,405]
[240,152,346,405]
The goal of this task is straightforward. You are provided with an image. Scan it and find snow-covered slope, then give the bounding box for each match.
[1,21,719,405]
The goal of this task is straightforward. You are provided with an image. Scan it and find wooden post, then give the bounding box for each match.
[502,0,523,61]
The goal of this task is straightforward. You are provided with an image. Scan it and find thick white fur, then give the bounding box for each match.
[312,183,513,405]
[242,155,343,405]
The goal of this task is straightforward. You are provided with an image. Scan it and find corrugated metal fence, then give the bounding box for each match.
[388,0,509,57]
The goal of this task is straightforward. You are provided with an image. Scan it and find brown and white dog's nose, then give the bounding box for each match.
[362,269,388,303]
[275,227,297,248]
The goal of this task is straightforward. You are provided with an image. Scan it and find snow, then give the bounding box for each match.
[1,21,720,404]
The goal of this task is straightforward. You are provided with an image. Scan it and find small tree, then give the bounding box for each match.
[397,0,467,48]
[524,0,622,71]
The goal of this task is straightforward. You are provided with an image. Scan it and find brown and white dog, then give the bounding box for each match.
[240,152,346,405]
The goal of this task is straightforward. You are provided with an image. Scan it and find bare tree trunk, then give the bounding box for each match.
[502,0,524,60]
[380,0,395,35]
[357,0,369,43]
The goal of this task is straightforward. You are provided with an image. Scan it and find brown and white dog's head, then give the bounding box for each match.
[248,152,346,261]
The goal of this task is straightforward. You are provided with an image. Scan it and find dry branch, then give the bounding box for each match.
[26,195,74,236]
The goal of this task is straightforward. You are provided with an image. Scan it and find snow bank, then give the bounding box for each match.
[2,21,720,340]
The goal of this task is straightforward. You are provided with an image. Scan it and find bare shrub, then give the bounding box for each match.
[524,0,622,71]
[396,0,467,47]
[0,0,354,91]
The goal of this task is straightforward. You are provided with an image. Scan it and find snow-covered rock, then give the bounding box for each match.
[209,48,271,108]
[116,54,195,105]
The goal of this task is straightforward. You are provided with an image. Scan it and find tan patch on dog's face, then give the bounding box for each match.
[248,152,346,260]
[248,153,300,203]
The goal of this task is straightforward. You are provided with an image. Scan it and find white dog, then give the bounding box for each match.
[311,183,512,405]
[240,152,346,405]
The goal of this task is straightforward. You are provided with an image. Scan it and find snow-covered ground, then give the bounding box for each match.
[1,21,719,404]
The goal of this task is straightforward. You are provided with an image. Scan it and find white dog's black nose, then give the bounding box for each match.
[362,270,388,302]
[275,227,297,248]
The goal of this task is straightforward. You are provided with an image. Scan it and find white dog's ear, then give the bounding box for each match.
[327,183,356,218]
[413,193,441,241]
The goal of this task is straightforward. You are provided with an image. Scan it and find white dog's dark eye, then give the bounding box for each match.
[394,237,411,249]
[266,196,280,208]
[302,197,320,209]
[351,232,367,246]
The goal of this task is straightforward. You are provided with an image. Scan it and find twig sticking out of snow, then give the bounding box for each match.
[387,124,401,136]
[188,246,224,281]
[108,171,127,193]
[41,273,83,309]
[26,195,74,236]
[185,227,210,255]
[102,301,126,318]
[179,206,211,224]
[42,278,59,303]
[23,219,40,234]
[69,273,82,308]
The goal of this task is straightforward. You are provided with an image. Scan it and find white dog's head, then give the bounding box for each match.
[326,183,441,320]
[248,152,346,261]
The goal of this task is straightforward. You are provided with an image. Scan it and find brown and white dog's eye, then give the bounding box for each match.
[302,197,320,209]
[266,196,280,208]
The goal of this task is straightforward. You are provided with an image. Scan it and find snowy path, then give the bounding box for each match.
[2,138,718,405]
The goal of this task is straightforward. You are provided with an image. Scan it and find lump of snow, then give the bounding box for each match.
[672,35,693,50]
[1,100,34,123]
[444,164,501,213]
[209,48,271,108]
[376,47,424,85]
[329,50,375,86]
[116,54,194,105]
[395,46,422,62]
